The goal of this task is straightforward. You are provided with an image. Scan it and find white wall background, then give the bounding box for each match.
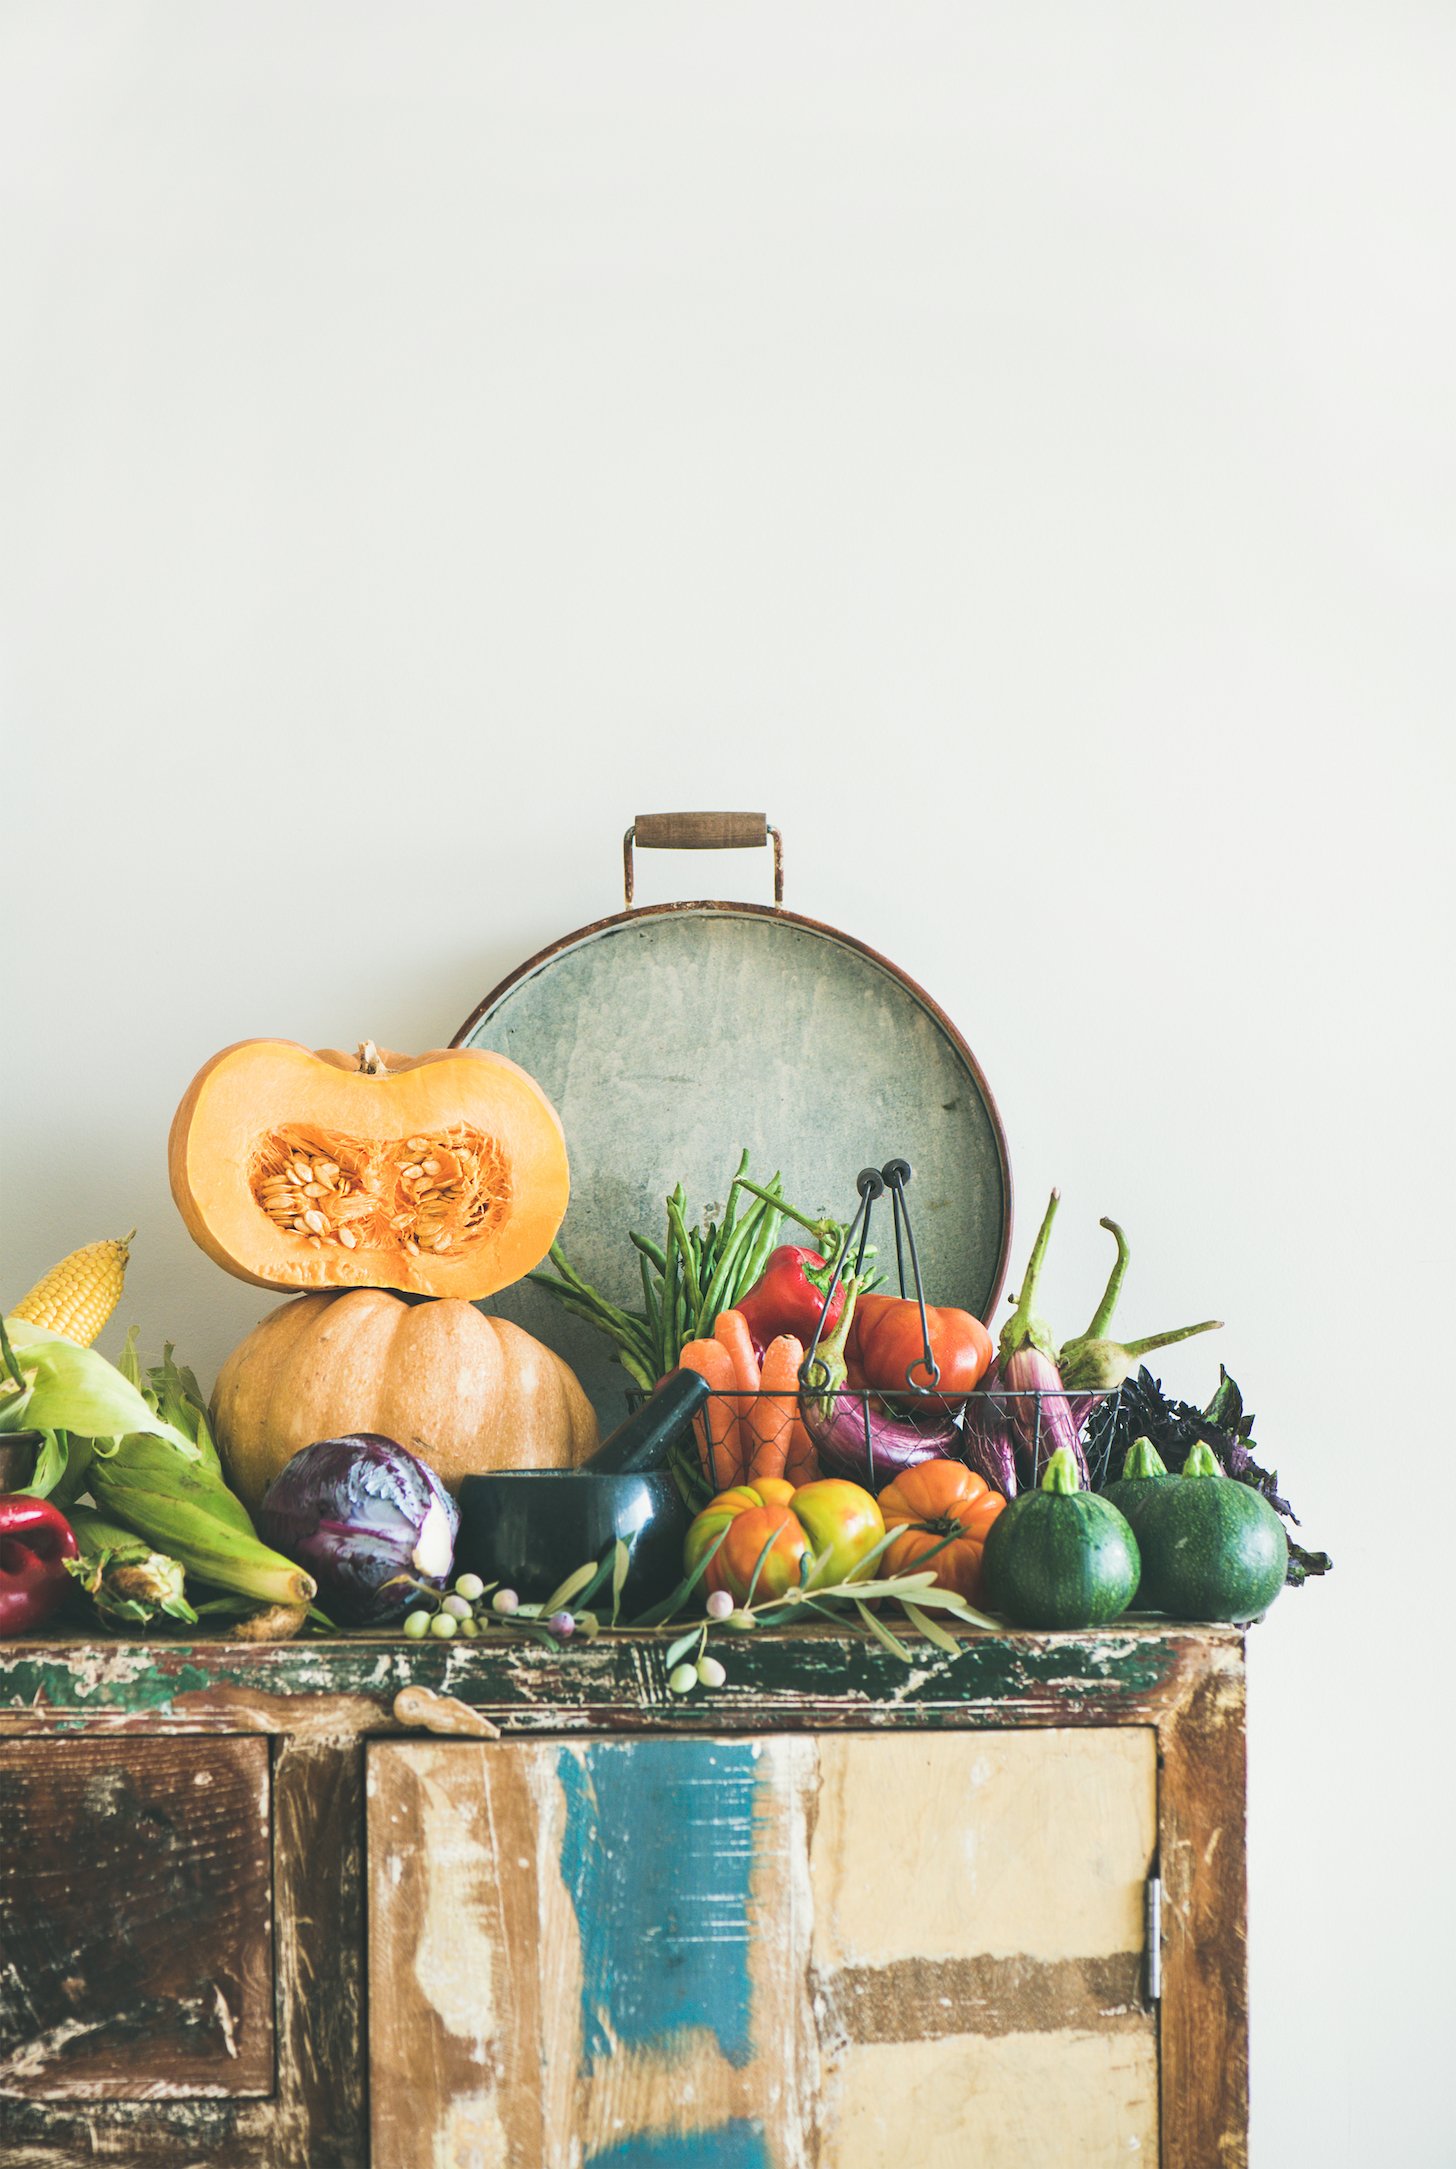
[3,5,1452,2160]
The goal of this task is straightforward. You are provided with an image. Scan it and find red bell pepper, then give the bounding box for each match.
[0,1496,79,1635]
[851,1291,995,1401]
[735,1245,846,1355]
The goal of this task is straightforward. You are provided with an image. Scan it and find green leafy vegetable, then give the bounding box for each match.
[1086,1365,1331,1586]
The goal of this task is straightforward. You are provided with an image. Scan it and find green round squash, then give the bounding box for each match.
[982,1447,1140,1629]
[1136,1443,1288,1621]
[1102,1436,1178,1600]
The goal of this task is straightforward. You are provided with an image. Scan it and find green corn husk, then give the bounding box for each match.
[65,1505,197,1629]
[90,1435,316,1609]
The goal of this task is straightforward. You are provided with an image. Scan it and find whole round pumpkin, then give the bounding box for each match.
[980,1446,1140,1629]
[1101,1435,1178,1601]
[211,1289,599,1509]
[1135,1443,1288,1622]
[877,1458,1006,1603]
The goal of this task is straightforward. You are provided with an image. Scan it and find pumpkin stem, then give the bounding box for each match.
[1182,1442,1223,1479]
[356,1041,390,1076]
[1120,1436,1169,1480]
[1039,1445,1083,1494]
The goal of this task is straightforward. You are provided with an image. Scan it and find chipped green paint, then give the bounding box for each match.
[0,1623,1236,1733]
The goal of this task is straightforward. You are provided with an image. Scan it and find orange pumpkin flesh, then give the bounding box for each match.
[211,1288,599,1508]
[169,1039,570,1299]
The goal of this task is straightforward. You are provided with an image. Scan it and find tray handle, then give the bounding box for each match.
[624,812,784,907]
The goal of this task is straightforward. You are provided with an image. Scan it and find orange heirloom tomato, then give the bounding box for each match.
[852,1293,994,1401]
[684,1477,882,1604]
[878,1458,1006,1603]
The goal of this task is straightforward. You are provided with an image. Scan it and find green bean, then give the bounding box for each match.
[661,1223,681,1375]
[666,1199,702,1318]
[718,1148,751,1247]
[542,1284,657,1374]
[530,1262,656,1364]
[629,1229,668,1275]
[694,1198,768,1335]
[639,1252,661,1348]
[735,1177,785,1299]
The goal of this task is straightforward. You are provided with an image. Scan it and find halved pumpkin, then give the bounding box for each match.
[169,1038,570,1299]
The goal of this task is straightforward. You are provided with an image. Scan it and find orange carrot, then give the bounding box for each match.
[747,1334,805,1485]
[712,1309,761,1484]
[677,1339,741,1486]
[783,1410,820,1488]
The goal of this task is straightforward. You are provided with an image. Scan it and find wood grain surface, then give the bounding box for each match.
[368,1728,1158,2169]
[0,1625,1248,2167]
[0,1735,273,2100]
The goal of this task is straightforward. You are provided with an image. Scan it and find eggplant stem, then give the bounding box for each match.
[1012,1188,1060,1314]
[1124,1319,1224,1356]
[1082,1218,1130,1341]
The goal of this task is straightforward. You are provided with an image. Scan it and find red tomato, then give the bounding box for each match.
[853,1293,994,1402]
[877,1457,1006,1603]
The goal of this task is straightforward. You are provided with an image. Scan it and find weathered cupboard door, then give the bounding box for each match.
[367,1729,1158,2169]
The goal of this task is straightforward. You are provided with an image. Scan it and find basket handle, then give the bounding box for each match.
[623,812,784,907]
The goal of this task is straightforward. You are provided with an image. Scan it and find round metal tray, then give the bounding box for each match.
[453,834,1011,1430]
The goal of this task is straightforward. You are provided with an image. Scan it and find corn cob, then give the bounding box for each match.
[89,1435,316,1608]
[11,1232,135,1346]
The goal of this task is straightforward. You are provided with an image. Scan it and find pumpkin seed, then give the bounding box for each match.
[303,1210,327,1234]
[338,1227,358,1248]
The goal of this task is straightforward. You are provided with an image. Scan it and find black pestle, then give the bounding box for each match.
[582,1369,710,1476]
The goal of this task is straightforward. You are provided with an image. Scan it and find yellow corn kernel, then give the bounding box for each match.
[12,1231,135,1346]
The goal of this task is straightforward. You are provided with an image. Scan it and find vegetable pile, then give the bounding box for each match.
[1,1307,316,1633]
[530,1152,852,1390]
[0,1100,1329,1672]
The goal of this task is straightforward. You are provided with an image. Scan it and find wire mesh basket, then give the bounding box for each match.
[687,1381,1128,1498]
[675,1161,1129,1500]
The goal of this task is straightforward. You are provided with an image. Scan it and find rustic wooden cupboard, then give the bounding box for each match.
[0,1625,1247,2167]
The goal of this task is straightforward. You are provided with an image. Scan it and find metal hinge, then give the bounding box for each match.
[1145,1874,1163,2004]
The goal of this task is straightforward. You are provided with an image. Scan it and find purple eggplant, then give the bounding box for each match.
[995,1189,1089,1487]
[960,1384,1019,1497]
[800,1283,958,1489]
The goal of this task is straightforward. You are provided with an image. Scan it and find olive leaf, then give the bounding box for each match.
[900,1601,962,1655]
[539,1560,600,1617]
[610,1539,630,1626]
[665,1626,705,1670]
[633,1525,728,1627]
[743,1525,784,1606]
[853,1598,912,1662]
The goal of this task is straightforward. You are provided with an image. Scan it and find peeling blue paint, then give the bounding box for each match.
[583,2119,770,2169]
[557,1739,760,2071]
